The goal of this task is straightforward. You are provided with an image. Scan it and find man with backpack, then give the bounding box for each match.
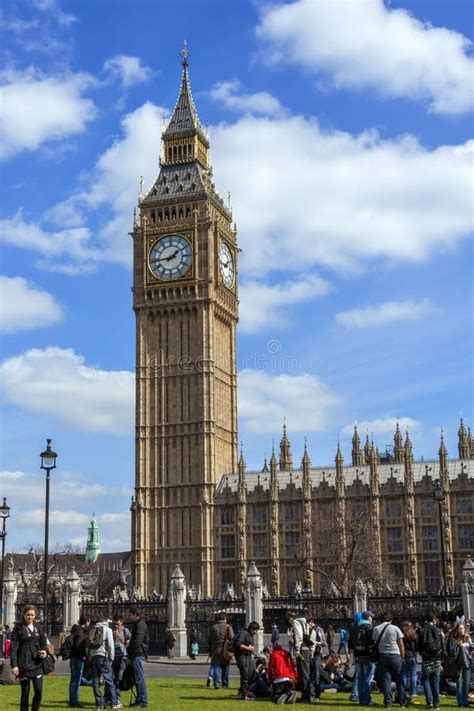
[88,616,121,709]
[287,612,313,703]
[128,608,149,708]
[349,611,375,707]
[62,614,90,708]
[372,611,406,708]
[417,612,444,711]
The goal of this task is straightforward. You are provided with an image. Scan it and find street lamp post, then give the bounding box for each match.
[0,497,10,655]
[433,481,448,600]
[40,439,57,636]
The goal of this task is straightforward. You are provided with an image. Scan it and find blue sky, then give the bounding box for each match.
[1,0,472,553]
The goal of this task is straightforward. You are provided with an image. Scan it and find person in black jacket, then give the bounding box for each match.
[128,608,149,708]
[68,614,90,708]
[10,604,48,711]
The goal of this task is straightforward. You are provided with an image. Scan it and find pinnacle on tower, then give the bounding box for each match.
[238,442,246,472]
[279,421,293,471]
[335,436,344,464]
[404,428,413,459]
[394,421,403,463]
[85,515,101,565]
[301,437,311,468]
[162,41,207,142]
[270,440,278,470]
[352,425,364,466]
[439,428,448,460]
[364,431,371,464]
[262,457,269,473]
[458,416,470,459]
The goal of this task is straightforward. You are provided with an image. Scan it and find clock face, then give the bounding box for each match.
[149,235,192,280]
[218,242,234,288]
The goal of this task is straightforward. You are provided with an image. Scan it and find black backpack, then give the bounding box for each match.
[421,625,442,657]
[350,624,372,655]
[58,633,74,660]
[119,660,135,691]
[86,625,105,650]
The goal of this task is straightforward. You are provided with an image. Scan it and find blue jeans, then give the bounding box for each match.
[91,655,117,708]
[356,658,373,706]
[69,657,84,706]
[421,660,440,709]
[132,655,148,706]
[350,663,359,700]
[210,662,230,688]
[456,666,471,707]
[402,655,417,696]
[311,654,322,699]
[378,653,405,707]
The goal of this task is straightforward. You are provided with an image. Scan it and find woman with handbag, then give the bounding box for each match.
[10,604,49,711]
[452,622,472,708]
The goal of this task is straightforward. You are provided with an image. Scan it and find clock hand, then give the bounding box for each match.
[159,249,180,263]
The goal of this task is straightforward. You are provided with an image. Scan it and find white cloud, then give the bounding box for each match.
[240,274,331,333]
[209,80,286,117]
[0,347,134,435]
[19,508,90,527]
[238,368,342,433]
[0,211,100,273]
[341,417,420,437]
[104,55,152,89]
[211,116,473,276]
[0,67,97,158]
[336,298,438,329]
[257,0,474,115]
[0,276,64,333]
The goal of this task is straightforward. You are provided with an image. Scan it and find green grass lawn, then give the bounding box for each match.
[0,678,461,710]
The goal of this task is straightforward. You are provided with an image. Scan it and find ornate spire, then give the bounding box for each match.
[394,421,403,463]
[404,428,413,460]
[270,440,278,470]
[352,425,364,466]
[279,421,293,471]
[335,436,344,465]
[364,431,371,464]
[301,437,311,468]
[85,515,100,565]
[262,456,269,473]
[238,442,246,472]
[439,428,448,467]
[163,41,206,141]
[458,417,470,459]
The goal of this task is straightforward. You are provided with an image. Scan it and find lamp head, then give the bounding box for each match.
[40,438,58,471]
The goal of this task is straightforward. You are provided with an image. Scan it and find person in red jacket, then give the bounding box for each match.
[268,644,298,704]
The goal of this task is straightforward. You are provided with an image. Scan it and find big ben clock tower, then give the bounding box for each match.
[130,44,239,596]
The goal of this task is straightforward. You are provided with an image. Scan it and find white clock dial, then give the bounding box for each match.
[149,234,192,280]
[218,242,234,288]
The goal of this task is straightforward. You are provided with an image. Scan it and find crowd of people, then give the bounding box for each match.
[207,610,474,707]
[5,603,474,709]
[7,604,149,711]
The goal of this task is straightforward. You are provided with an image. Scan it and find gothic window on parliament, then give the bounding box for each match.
[458,524,474,550]
[389,562,405,579]
[387,527,403,553]
[253,505,267,525]
[253,533,268,558]
[420,499,436,517]
[422,525,439,552]
[221,534,235,559]
[221,507,234,525]
[424,561,441,592]
[456,498,473,515]
[385,500,401,518]
[285,531,300,557]
[284,503,299,523]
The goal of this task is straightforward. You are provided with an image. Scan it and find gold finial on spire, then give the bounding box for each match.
[181,39,189,68]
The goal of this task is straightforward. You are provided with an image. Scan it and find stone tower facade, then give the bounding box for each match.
[130,45,239,596]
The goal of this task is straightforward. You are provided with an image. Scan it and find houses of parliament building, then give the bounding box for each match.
[130,46,474,599]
